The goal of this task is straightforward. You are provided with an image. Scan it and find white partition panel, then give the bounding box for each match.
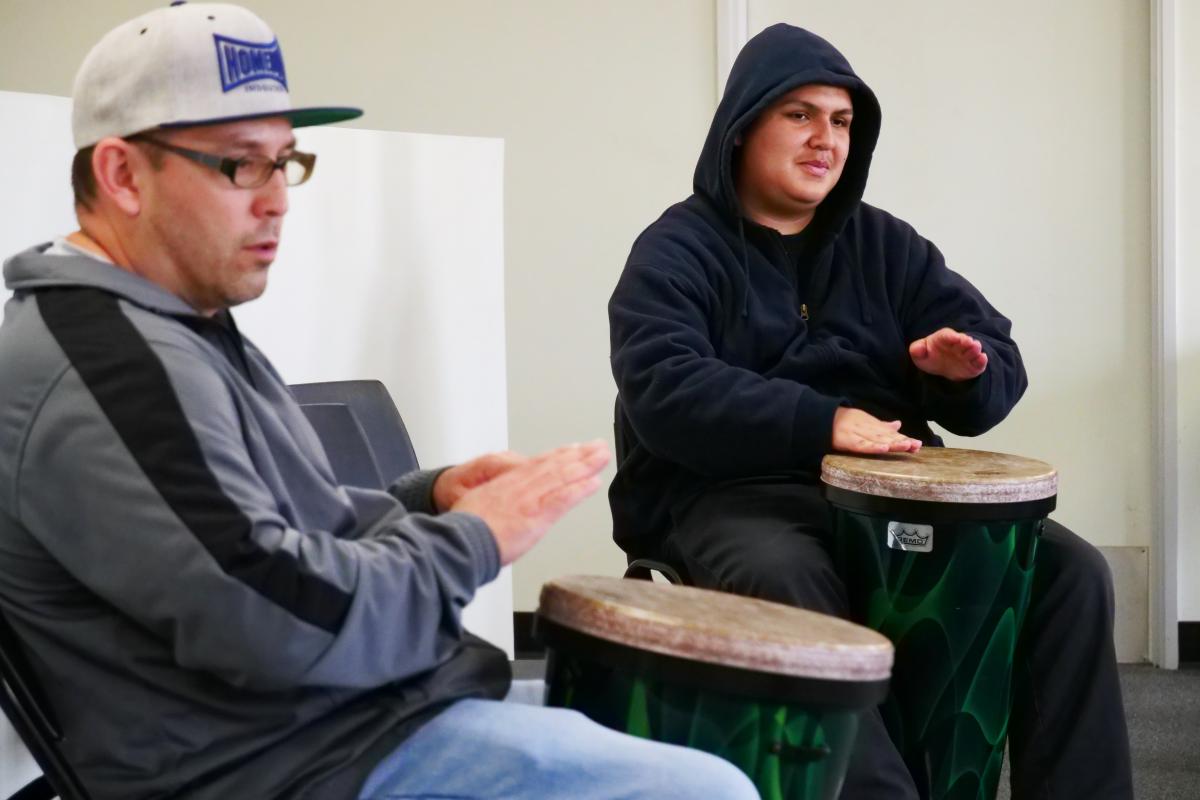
[0,92,78,275]
[234,123,513,655]
[0,91,91,795]
[0,90,511,796]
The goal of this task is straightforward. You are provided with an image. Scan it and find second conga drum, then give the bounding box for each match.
[821,448,1057,800]
[537,575,893,800]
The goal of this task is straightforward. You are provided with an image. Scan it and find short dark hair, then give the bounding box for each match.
[71,138,166,210]
[71,147,97,210]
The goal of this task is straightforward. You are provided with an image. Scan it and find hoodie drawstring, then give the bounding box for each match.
[851,218,873,325]
[737,216,750,317]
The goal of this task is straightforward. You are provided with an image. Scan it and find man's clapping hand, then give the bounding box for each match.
[448,440,610,565]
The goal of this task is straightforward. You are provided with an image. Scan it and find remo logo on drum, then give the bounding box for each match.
[887,522,934,553]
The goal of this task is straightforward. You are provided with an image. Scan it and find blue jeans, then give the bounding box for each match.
[357,698,760,799]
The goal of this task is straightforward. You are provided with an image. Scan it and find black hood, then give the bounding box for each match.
[694,24,882,245]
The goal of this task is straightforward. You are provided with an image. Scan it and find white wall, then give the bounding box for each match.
[0,91,77,274]
[0,86,75,800]
[1176,1,1200,621]
[750,0,1153,552]
[0,2,1180,790]
[0,0,1163,607]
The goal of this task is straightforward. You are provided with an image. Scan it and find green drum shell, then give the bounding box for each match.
[826,489,1053,800]
[540,618,888,800]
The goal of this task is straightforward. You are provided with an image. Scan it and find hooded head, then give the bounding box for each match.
[694,24,881,243]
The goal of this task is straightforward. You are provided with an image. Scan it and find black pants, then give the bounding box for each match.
[663,481,1133,800]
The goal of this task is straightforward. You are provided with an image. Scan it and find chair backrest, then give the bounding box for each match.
[295,403,386,490]
[290,380,420,483]
[0,609,90,800]
[622,558,687,585]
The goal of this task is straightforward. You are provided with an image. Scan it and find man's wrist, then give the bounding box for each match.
[388,468,451,514]
[429,466,454,513]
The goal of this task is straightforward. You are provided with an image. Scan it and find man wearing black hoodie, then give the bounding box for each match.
[609,24,1132,800]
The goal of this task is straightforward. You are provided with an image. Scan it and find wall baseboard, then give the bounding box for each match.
[513,611,540,659]
[1100,546,1149,664]
[1180,622,1200,664]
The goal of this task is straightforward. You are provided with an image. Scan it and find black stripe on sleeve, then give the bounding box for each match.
[37,288,352,634]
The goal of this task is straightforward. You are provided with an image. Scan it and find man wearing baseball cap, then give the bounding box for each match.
[0,4,758,799]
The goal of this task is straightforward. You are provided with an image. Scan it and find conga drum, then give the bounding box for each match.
[821,448,1057,800]
[538,575,893,800]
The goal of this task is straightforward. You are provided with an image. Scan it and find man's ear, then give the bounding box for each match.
[90,138,145,217]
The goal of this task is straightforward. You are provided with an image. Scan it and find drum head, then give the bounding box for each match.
[537,575,892,683]
[821,447,1057,505]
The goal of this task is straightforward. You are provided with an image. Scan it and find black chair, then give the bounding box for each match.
[613,396,689,586]
[294,402,386,489]
[0,609,90,800]
[290,380,420,485]
[623,558,687,585]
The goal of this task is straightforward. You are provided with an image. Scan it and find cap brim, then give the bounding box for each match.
[283,106,364,129]
[158,106,363,131]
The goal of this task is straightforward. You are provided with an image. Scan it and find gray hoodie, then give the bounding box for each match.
[0,244,510,799]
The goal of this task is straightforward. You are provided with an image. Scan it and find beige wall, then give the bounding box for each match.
[0,1,1170,788]
[1177,0,1200,620]
[0,0,716,611]
[752,0,1153,551]
[0,1,1156,613]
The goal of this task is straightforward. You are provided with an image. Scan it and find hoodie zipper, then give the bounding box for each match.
[767,231,812,322]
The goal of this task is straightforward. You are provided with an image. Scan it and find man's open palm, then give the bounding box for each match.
[909,328,988,382]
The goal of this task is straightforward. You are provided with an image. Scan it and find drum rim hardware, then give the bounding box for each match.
[537,617,891,709]
[820,447,1057,505]
[822,484,1056,523]
[537,575,894,683]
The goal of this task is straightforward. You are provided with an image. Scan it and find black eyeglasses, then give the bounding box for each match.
[133,136,316,188]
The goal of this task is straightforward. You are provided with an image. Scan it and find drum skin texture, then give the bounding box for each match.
[538,575,893,800]
[822,448,1056,800]
[821,449,1057,506]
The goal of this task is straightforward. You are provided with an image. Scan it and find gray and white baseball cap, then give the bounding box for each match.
[71,1,362,148]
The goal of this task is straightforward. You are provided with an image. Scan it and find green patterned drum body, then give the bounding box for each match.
[538,576,893,800]
[822,449,1057,800]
